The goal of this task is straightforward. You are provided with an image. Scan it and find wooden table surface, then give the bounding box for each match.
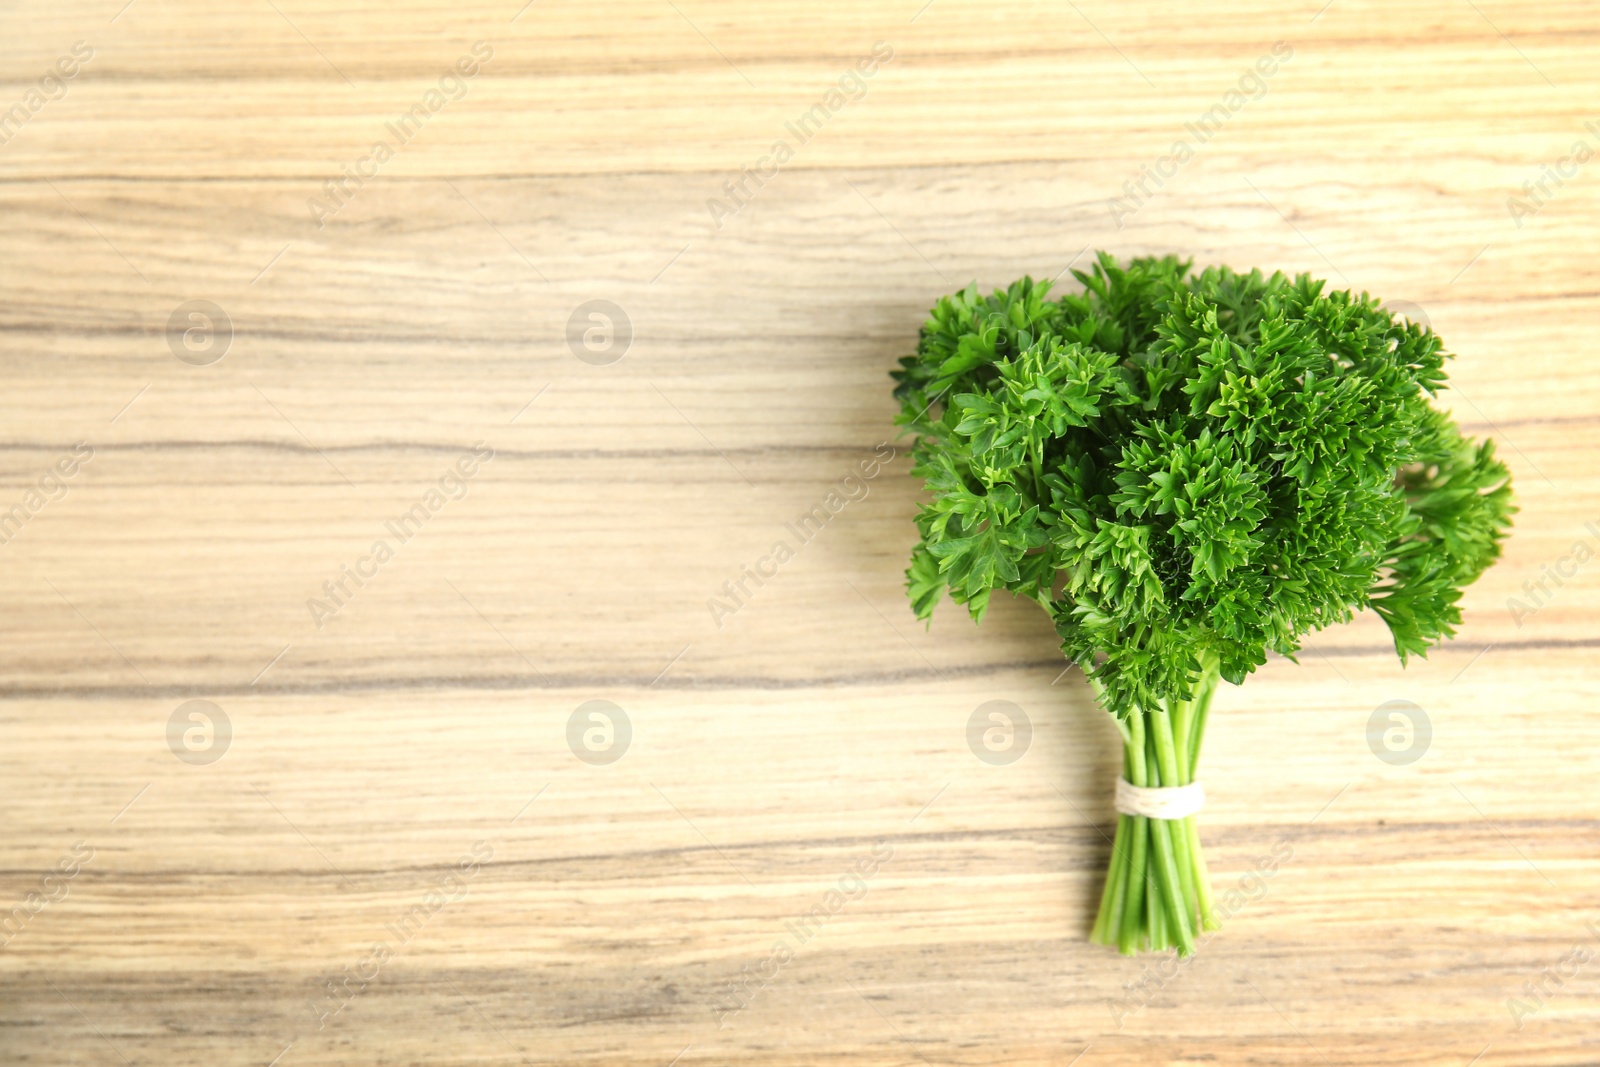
[3,2,1598,1064]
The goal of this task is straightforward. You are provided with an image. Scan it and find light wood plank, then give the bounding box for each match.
[3,2,1599,1065]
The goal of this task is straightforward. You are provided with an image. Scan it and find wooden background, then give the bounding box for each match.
[2,1,1597,1064]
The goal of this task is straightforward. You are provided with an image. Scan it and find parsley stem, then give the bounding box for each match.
[1188,659,1220,778]
[1170,696,1194,787]
[1152,704,1200,930]
[1117,712,1150,954]
[1147,714,1196,954]
[1146,851,1165,951]
[1090,815,1129,945]
[1186,814,1218,932]
[1185,665,1220,929]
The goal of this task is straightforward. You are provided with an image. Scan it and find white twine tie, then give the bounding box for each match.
[1114,779,1206,820]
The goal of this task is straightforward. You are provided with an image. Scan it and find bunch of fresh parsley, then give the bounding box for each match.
[892,253,1514,955]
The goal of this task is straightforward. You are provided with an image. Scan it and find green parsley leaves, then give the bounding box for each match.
[894,253,1515,719]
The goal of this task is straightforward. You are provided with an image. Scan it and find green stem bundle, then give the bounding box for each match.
[1090,661,1221,955]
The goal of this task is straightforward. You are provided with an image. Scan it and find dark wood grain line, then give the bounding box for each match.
[0,637,1588,701]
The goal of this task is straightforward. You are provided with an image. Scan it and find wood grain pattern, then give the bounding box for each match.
[3,2,1598,1064]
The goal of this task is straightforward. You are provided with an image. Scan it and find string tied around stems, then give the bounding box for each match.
[1114,778,1206,820]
